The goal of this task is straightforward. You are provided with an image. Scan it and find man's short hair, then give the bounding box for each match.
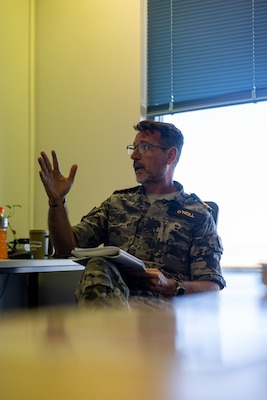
[133,120,184,165]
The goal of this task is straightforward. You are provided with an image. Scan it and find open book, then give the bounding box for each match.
[71,246,146,271]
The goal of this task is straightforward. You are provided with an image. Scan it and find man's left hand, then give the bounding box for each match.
[129,268,176,296]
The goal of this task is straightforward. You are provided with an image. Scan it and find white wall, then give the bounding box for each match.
[1,0,144,239]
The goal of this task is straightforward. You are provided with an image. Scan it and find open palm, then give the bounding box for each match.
[38,150,78,202]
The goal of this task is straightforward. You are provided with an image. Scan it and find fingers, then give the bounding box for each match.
[51,150,61,173]
[38,151,50,174]
[68,164,78,183]
[134,268,158,278]
[38,169,46,186]
[38,150,78,185]
[38,150,61,174]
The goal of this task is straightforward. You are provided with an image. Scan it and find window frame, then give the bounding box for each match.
[147,0,267,117]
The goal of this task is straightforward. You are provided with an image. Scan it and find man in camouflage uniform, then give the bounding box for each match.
[38,120,225,309]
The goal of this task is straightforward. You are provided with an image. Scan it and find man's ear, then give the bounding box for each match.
[166,147,178,165]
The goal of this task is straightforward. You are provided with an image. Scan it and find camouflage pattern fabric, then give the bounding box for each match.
[75,257,130,309]
[75,256,174,310]
[73,181,226,306]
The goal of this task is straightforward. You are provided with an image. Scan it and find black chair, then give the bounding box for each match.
[205,201,219,225]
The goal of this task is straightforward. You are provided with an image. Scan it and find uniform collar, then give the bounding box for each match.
[139,181,186,202]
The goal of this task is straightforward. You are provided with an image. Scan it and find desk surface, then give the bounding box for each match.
[0,270,267,400]
[0,258,84,273]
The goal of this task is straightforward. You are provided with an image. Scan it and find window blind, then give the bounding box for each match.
[147,0,267,116]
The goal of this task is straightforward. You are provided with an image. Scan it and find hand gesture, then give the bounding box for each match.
[38,150,78,204]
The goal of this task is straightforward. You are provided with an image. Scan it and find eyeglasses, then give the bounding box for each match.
[126,142,170,156]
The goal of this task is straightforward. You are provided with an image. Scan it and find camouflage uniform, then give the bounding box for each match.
[73,182,225,308]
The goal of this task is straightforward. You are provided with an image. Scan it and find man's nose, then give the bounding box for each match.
[131,148,141,160]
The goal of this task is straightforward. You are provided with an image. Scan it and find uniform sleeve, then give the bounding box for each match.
[71,199,110,248]
[189,213,226,289]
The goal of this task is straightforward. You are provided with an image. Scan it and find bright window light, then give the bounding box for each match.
[162,102,267,267]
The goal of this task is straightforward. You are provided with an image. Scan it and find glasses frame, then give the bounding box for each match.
[126,142,171,156]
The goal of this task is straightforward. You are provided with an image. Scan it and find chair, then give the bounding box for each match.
[205,201,219,225]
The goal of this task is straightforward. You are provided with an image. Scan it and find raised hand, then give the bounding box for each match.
[38,150,78,204]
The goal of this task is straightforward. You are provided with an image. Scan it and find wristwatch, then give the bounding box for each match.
[173,280,185,296]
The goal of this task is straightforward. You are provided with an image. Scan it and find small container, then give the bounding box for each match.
[17,238,30,252]
[0,207,8,259]
[29,230,54,259]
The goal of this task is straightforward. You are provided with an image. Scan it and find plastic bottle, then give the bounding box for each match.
[0,206,8,259]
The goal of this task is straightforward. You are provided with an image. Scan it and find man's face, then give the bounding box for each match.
[130,130,171,186]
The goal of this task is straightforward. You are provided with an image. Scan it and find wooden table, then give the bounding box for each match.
[0,269,266,399]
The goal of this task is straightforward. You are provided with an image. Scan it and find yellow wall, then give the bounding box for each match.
[1,0,144,239]
[0,0,33,240]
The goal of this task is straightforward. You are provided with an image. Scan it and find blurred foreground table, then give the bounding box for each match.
[0,269,267,400]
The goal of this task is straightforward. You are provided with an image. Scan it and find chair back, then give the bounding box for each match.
[205,201,219,225]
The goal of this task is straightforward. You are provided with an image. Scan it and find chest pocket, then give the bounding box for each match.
[108,208,141,248]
